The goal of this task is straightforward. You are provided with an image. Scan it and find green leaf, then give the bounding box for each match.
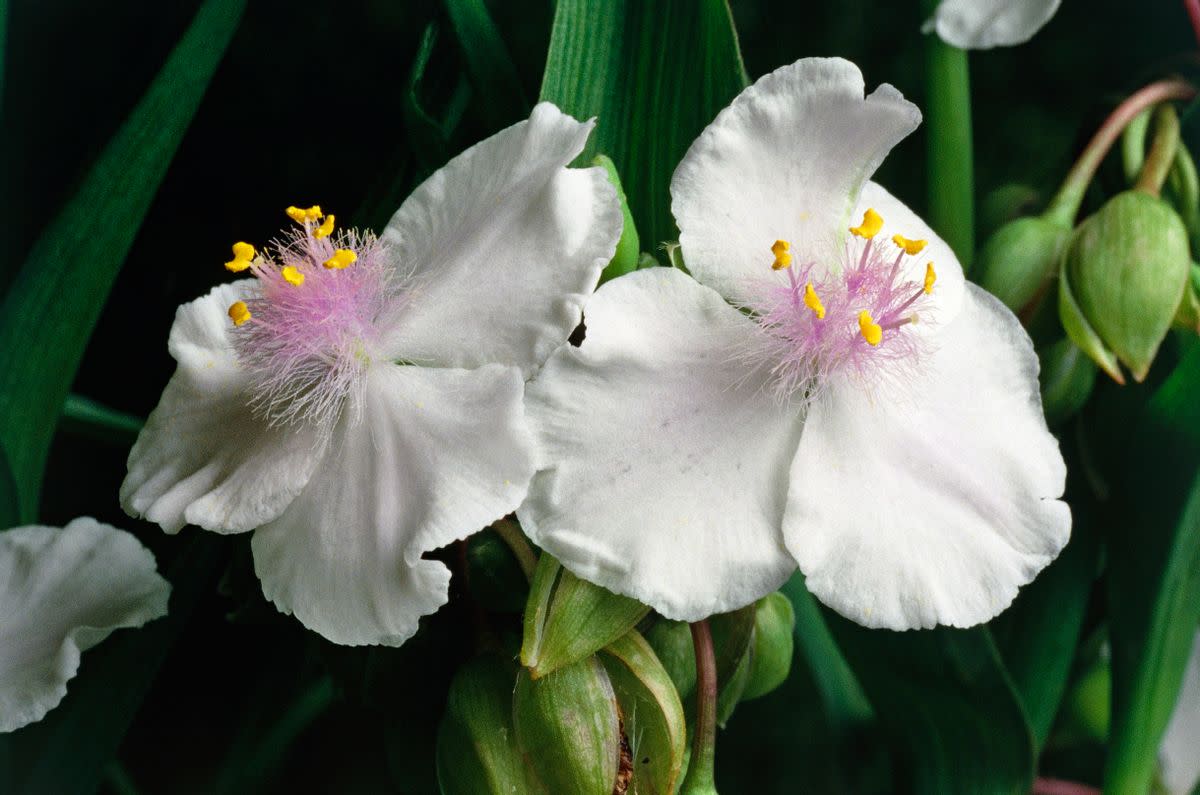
[599,631,687,795]
[992,518,1100,748]
[0,534,227,794]
[1104,343,1200,794]
[827,617,1035,795]
[0,0,245,521]
[404,23,473,177]
[442,0,528,130]
[539,0,747,251]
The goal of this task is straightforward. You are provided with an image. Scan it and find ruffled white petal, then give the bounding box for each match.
[926,0,1060,49]
[1160,630,1200,795]
[121,282,325,534]
[252,361,534,646]
[519,267,801,621]
[784,284,1069,630]
[671,57,921,305]
[380,102,623,376]
[0,518,169,732]
[854,181,966,328]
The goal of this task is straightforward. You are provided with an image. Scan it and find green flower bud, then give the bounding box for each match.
[513,657,621,795]
[465,524,529,613]
[599,631,688,794]
[975,215,1072,313]
[593,154,641,284]
[742,592,796,701]
[979,183,1041,240]
[436,655,545,795]
[1062,190,1190,382]
[521,554,650,679]
[1067,661,1111,743]
[1037,337,1097,428]
[644,619,697,699]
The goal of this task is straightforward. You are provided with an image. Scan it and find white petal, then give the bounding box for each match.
[671,57,921,305]
[0,518,169,732]
[121,282,325,534]
[927,0,1060,49]
[855,181,966,328]
[252,361,534,646]
[380,102,623,376]
[519,267,801,621]
[1161,630,1200,795]
[784,283,1070,630]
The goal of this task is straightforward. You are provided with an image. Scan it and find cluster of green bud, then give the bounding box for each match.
[975,88,1200,410]
[439,538,797,794]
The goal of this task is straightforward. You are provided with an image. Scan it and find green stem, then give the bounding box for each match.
[1135,105,1181,196]
[492,519,538,582]
[922,0,975,268]
[59,394,144,445]
[680,620,718,794]
[1045,79,1195,226]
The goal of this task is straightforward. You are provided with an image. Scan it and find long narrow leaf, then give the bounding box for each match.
[0,0,245,520]
[442,0,527,130]
[539,0,748,251]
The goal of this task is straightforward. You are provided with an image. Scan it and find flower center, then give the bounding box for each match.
[222,204,397,434]
[753,207,937,400]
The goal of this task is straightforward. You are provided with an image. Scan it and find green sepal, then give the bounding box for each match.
[976,215,1072,313]
[599,631,687,794]
[742,592,796,701]
[715,641,752,727]
[436,655,544,795]
[1058,249,1125,384]
[520,553,650,678]
[1064,191,1190,382]
[592,154,641,284]
[708,604,757,725]
[1037,337,1098,428]
[513,657,621,795]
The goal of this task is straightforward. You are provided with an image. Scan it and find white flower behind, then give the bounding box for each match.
[925,0,1061,49]
[0,518,170,733]
[121,103,623,647]
[1160,630,1200,795]
[520,58,1070,630]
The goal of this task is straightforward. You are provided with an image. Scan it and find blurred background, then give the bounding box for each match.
[2,0,1195,792]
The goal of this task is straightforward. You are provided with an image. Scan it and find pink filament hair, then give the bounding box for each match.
[231,225,401,435]
[749,235,934,403]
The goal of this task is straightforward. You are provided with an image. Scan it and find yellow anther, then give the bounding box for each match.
[849,208,884,239]
[305,205,323,222]
[225,241,256,272]
[858,310,883,346]
[770,239,792,270]
[281,265,305,286]
[286,206,308,224]
[892,234,927,255]
[924,262,937,294]
[323,249,358,270]
[314,214,335,239]
[228,301,251,326]
[803,283,826,320]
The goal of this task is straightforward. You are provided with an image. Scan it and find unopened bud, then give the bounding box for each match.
[644,619,698,699]
[1038,338,1097,428]
[1061,190,1190,382]
[742,592,796,701]
[513,657,621,795]
[976,215,1072,313]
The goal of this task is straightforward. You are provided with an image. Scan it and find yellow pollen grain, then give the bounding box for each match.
[803,283,826,319]
[849,208,883,239]
[892,234,927,255]
[228,301,251,326]
[770,239,792,270]
[281,265,305,286]
[324,249,358,270]
[224,241,256,272]
[314,214,335,239]
[858,310,882,346]
[286,206,308,224]
[924,262,937,294]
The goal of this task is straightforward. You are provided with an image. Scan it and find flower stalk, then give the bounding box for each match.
[1134,105,1182,197]
[680,619,719,794]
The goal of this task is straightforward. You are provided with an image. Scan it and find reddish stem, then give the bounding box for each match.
[1187,0,1200,47]
[1032,777,1102,795]
[680,620,718,792]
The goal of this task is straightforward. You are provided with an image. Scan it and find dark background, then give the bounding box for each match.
[1,0,1192,791]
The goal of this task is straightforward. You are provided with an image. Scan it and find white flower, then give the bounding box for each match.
[1160,630,1200,795]
[519,58,1070,630]
[925,0,1061,49]
[0,518,169,732]
[121,103,622,647]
